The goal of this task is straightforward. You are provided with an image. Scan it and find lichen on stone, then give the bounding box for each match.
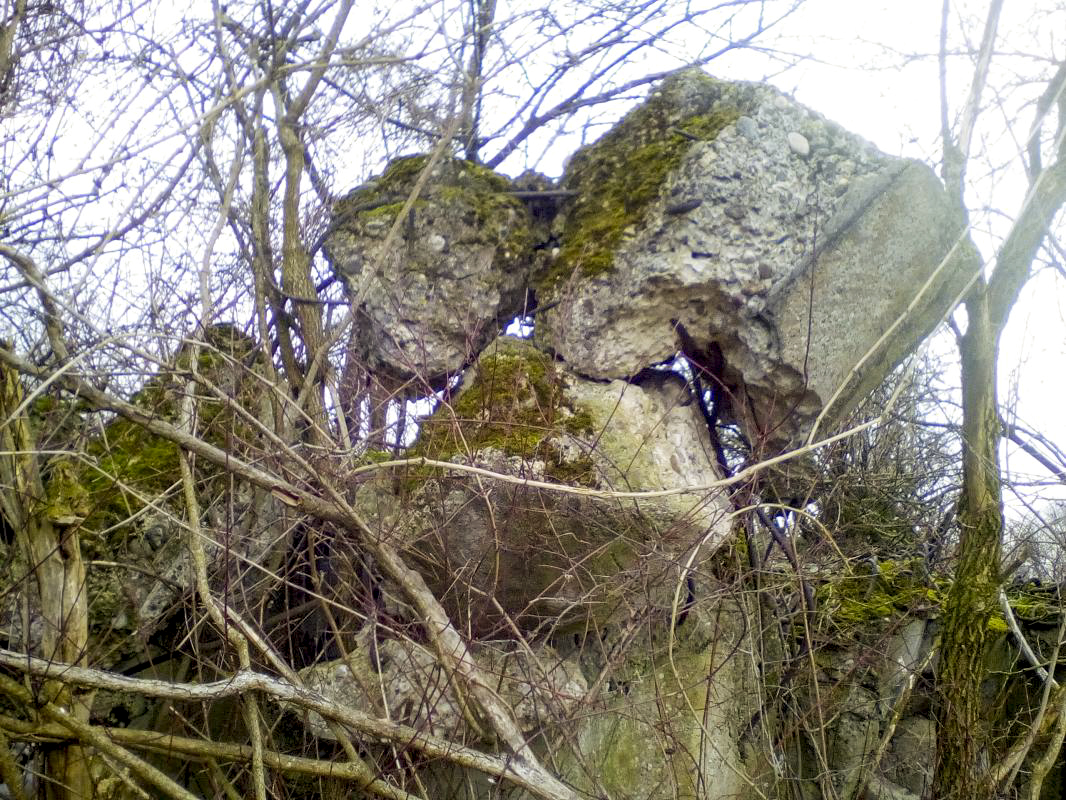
[326,156,536,382]
[28,326,279,652]
[357,336,728,637]
[81,326,264,543]
[332,154,532,278]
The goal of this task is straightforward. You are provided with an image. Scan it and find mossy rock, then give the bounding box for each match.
[418,601,757,800]
[333,155,528,258]
[80,325,265,543]
[814,562,1066,643]
[52,326,276,654]
[414,336,595,481]
[539,71,740,292]
[396,340,632,634]
[357,337,726,637]
[327,156,536,382]
[816,559,941,633]
[1001,582,1064,627]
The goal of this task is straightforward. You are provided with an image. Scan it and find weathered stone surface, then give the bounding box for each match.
[884,717,935,796]
[325,156,535,384]
[414,594,766,800]
[553,615,755,800]
[354,337,730,636]
[825,683,881,798]
[295,637,586,740]
[539,69,974,446]
[114,481,283,633]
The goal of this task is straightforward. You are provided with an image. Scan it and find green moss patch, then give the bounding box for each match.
[816,559,940,631]
[415,338,595,482]
[1001,583,1063,626]
[333,155,532,265]
[83,413,182,538]
[813,563,1066,640]
[74,327,264,543]
[539,73,741,291]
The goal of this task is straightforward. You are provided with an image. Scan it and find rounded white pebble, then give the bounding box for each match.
[787,132,810,157]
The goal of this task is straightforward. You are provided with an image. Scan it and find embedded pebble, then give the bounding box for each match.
[735,115,758,141]
[787,132,810,158]
[724,204,747,221]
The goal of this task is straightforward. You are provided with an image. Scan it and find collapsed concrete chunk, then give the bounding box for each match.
[353,337,730,637]
[325,156,535,385]
[294,604,760,800]
[538,69,974,446]
[294,636,586,740]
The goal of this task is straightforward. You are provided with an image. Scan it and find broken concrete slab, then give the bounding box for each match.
[353,337,730,636]
[537,69,975,446]
[325,156,535,385]
[295,635,586,740]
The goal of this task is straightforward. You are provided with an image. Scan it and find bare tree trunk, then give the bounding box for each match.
[269,0,354,446]
[459,0,497,161]
[276,116,332,446]
[932,291,1003,800]
[0,365,91,799]
[931,3,1066,786]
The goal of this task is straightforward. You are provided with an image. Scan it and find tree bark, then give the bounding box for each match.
[932,290,1003,800]
[0,366,91,799]
[931,5,1066,792]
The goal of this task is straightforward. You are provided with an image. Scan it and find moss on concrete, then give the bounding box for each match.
[1002,583,1061,625]
[816,559,940,630]
[399,339,692,634]
[81,328,261,543]
[83,412,180,539]
[334,154,533,271]
[540,72,740,291]
[415,337,596,483]
[34,326,268,640]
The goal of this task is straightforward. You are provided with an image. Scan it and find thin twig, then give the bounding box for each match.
[999,588,1058,688]
[0,673,198,800]
[0,649,568,800]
